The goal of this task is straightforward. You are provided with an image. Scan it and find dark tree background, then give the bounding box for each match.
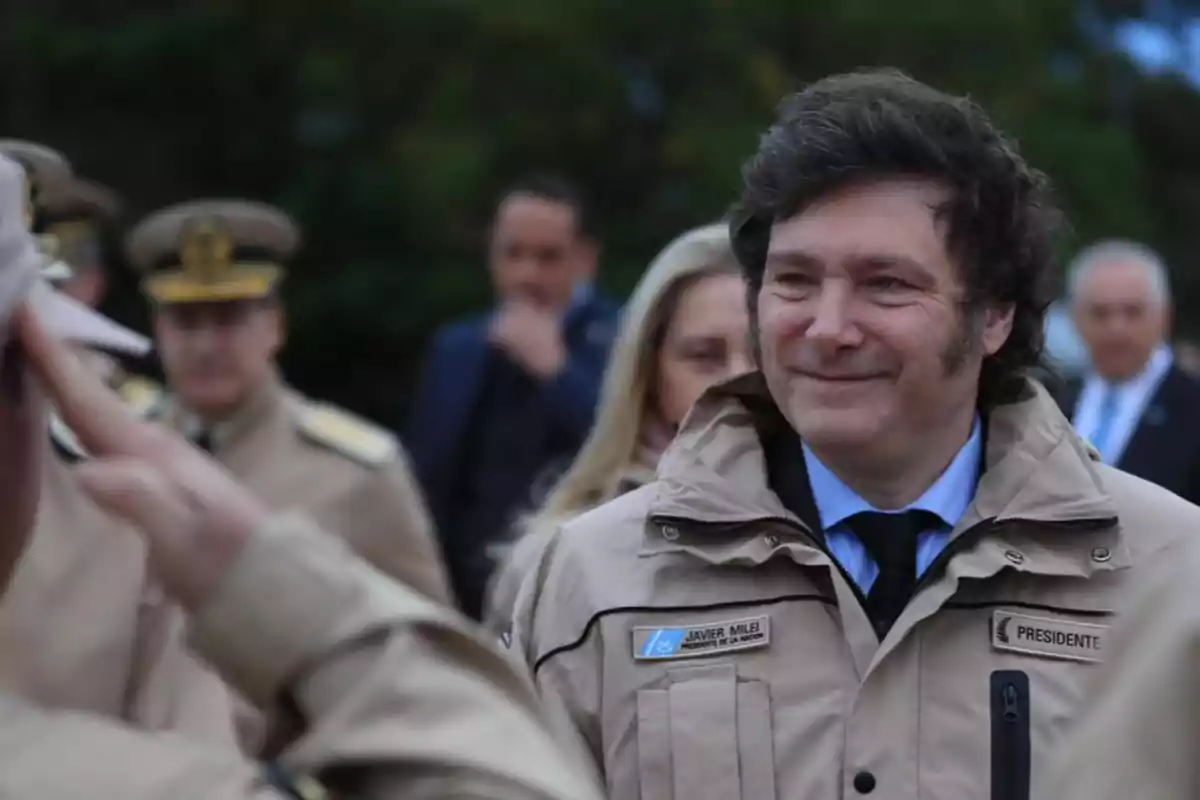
[5,0,1200,428]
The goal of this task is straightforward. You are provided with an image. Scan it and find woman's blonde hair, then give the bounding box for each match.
[528,222,742,530]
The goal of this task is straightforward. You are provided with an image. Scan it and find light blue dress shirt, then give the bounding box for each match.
[1072,345,1173,465]
[802,417,983,593]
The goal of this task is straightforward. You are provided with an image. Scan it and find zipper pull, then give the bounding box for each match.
[1002,682,1021,722]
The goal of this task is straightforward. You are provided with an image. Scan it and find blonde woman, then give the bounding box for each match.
[485,222,753,635]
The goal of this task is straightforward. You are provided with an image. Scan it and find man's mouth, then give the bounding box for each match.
[796,370,885,382]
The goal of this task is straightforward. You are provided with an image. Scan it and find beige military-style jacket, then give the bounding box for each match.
[512,374,1197,800]
[0,439,237,743]
[1048,529,1200,800]
[150,370,450,602]
[0,512,603,800]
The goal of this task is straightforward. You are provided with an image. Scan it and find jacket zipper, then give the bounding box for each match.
[990,670,1031,800]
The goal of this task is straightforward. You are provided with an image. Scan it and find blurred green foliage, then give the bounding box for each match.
[4,0,1200,425]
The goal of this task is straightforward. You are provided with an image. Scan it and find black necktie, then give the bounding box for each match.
[191,429,214,454]
[845,510,941,639]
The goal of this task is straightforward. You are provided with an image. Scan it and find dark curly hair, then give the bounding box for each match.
[731,69,1064,408]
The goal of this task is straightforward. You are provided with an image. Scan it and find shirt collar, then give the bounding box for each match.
[802,416,983,530]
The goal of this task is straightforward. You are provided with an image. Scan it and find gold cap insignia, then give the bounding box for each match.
[179,218,234,284]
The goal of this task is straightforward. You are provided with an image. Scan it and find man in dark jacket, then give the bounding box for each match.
[407,176,618,618]
[1056,240,1200,504]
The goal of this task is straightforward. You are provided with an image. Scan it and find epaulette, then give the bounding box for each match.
[49,414,87,462]
[261,763,329,800]
[116,375,164,419]
[296,402,397,468]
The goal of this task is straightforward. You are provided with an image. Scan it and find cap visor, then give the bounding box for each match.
[29,280,150,356]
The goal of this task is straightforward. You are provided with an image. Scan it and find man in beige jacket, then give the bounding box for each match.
[125,199,449,604]
[510,70,1198,800]
[0,152,600,799]
[0,139,237,741]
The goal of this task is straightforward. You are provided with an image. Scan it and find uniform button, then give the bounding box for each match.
[853,771,876,794]
[661,524,680,541]
[1004,550,1025,565]
[1091,546,1112,563]
[764,534,780,547]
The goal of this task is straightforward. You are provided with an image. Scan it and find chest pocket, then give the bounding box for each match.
[635,663,776,800]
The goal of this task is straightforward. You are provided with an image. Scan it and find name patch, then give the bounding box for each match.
[633,615,770,661]
[991,611,1107,664]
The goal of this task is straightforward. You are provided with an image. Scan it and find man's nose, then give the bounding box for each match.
[186,324,222,352]
[509,257,542,285]
[805,282,863,354]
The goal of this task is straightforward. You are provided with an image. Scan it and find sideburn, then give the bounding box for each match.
[942,305,985,375]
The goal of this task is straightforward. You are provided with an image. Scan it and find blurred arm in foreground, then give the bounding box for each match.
[0,153,600,800]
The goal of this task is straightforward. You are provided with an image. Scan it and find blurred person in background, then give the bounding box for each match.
[0,153,603,800]
[37,176,116,310]
[36,172,163,411]
[0,142,127,390]
[127,199,448,602]
[0,145,238,744]
[511,70,1197,800]
[407,175,619,620]
[484,222,752,639]
[126,200,451,751]
[1057,240,1200,503]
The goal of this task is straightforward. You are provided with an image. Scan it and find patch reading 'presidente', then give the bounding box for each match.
[991,610,1107,664]
[632,615,770,661]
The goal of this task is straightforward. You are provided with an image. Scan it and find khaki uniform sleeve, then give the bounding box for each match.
[314,451,453,604]
[193,512,602,800]
[124,581,240,747]
[1048,539,1200,799]
[5,512,601,799]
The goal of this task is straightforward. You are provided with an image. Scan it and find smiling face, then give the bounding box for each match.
[1072,258,1168,383]
[654,272,753,426]
[756,178,1014,466]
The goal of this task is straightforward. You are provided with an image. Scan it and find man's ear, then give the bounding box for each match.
[981,304,1015,357]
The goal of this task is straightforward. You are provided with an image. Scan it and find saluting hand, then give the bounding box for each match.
[15,305,269,610]
[489,300,567,379]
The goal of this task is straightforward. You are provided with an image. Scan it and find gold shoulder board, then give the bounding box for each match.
[297,402,396,468]
[49,414,87,460]
[117,376,164,418]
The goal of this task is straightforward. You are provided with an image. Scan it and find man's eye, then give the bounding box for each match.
[866,276,912,291]
[774,271,817,286]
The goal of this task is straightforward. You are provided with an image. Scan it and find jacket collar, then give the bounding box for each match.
[650,371,1118,532]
